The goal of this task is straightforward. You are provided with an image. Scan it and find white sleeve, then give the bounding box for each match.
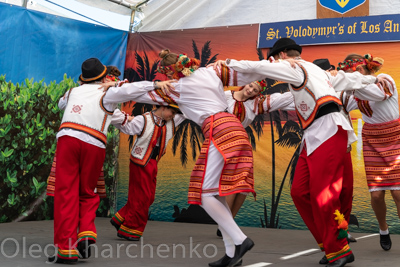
[104,81,180,108]
[116,114,145,136]
[328,70,376,92]
[353,74,395,101]
[227,59,305,87]
[264,92,295,112]
[173,114,186,127]
[58,89,71,111]
[103,81,159,104]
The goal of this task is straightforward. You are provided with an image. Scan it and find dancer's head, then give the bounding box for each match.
[238,80,267,100]
[338,54,383,75]
[106,66,121,82]
[154,104,181,121]
[267,38,302,60]
[79,58,107,83]
[157,49,200,80]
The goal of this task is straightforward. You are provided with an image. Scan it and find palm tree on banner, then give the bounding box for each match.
[171,40,219,167]
[124,51,159,149]
[256,46,303,229]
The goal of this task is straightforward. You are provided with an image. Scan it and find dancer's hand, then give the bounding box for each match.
[207,60,226,70]
[283,58,301,68]
[155,80,177,95]
[328,70,338,77]
[375,76,390,88]
[98,81,116,92]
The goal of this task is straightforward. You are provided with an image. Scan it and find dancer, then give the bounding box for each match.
[110,105,185,241]
[49,58,173,264]
[217,80,294,237]
[46,66,122,199]
[211,38,388,267]
[100,49,280,267]
[337,53,398,251]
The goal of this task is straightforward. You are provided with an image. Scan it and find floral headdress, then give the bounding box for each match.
[106,74,120,82]
[337,54,382,72]
[157,54,200,80]
[254,80,267,94]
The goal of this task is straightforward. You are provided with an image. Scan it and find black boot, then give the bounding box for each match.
[228,238,254,267]
[216,229,222,237]
[77,240,93,259]
[47,256,78,264]
[326,253,354,267]
[319,255,329,265]
[117,232,140,241]
[110,219,120,231]
[208,254,243,267]
[380,233,392,251]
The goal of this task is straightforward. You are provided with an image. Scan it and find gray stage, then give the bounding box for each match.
[0,218,397,266]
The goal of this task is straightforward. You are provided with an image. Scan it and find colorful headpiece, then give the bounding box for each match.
[254,80,267,93]
[106,74,120,82]
[337,54,382,72]
[157,54,200,80]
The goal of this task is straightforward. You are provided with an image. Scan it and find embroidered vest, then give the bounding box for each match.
[290,61,342,129]
[59,84,113,145]
[130,112,175,167]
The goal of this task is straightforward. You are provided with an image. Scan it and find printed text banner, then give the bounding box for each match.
[259,14,400,48]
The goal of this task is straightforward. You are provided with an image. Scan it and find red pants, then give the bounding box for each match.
[291,127,353,263]
[112,159,158,239]
[54,136,104,259]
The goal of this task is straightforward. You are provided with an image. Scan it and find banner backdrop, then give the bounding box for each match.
[0,3,128,84]
[119,24,400,233]
[259,14,400,47]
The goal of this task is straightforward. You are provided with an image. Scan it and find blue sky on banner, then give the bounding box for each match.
[319,0,366,14]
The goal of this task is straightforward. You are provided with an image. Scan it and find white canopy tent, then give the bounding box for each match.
[2,0,400,32]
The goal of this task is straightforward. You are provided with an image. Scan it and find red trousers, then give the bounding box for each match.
[291,127,353,263]
[112,159,158,239]
[54,136,104,259]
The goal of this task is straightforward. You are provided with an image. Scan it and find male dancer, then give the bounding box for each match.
[212,38,388,267]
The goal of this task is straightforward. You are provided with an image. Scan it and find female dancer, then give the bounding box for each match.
[101,50,271,267]
[222,80,294,234]
[338,53,398,251]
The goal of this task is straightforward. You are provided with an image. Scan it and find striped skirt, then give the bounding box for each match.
[362,118,400,191]
[188,112,255,204]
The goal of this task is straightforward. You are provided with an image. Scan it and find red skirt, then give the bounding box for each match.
[188,112,255,204]
[362,118,400,191]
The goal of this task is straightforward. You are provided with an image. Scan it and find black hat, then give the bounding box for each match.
[267,38,302,58]
[313,58,335,71]
[79,58,107,82]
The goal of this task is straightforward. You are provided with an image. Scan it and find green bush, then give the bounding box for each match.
[0,75,119,222]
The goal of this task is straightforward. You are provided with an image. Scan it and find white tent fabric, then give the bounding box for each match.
[2,0,400,32]
[138,0,400,32]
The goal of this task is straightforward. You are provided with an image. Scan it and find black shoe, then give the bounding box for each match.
[117,232,140,241]
[208,254,242,267]
[110,219,120,231]
[228,238,254,267]
[216,229,222,237]
[347,236,357,243]
[319,255,329,265]
[380,233,392,251]
[47,256,78,264]
[77,240,92,259]
[326,253,354,267]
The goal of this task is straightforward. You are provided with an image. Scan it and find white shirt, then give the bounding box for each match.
[226,90,295,128]
[342,73,398,124]
[57,81,156,148]
[226,59,377,155]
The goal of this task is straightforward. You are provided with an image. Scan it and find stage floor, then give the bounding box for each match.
[0,218,397,266]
